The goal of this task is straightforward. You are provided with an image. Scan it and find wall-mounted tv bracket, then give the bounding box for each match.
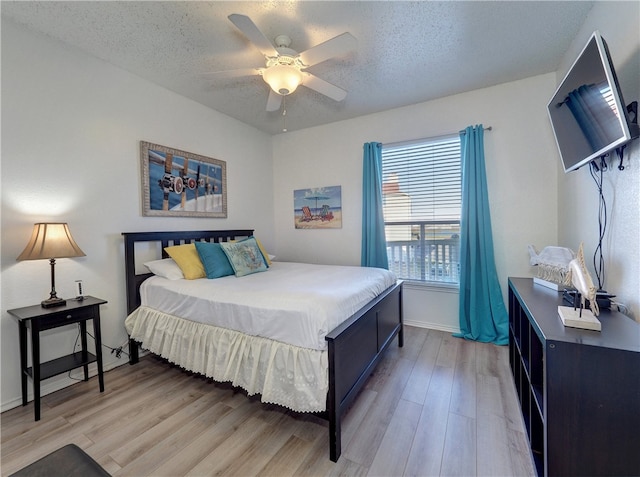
[627,101,638,125]
[591,154,609,172]
[615,101,638,171]
[616,145,626,170]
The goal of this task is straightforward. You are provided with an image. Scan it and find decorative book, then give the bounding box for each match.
[533,277,564,291]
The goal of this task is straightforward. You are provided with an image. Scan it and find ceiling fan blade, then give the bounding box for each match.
[298,32,357,67]
[266,90,282,112]
[228,14,279,58]
[302,73,347,102]
[200,68,262,79]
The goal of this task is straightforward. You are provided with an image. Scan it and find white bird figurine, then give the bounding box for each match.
[564,243,599,317]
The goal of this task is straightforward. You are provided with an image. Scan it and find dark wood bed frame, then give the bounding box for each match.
[122,230,403,462]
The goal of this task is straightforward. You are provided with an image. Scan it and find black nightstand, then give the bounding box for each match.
[7,296,107,421]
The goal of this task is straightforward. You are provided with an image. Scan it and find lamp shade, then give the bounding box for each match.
[262,64,303,95]
[17,223,86,261]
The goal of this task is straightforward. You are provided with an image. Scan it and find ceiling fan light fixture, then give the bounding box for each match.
[262,64,303,96]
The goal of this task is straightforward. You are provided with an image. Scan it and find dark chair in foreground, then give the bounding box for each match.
[9,444,110,477]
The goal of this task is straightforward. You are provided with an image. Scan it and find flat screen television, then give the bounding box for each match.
[548,31,638,172]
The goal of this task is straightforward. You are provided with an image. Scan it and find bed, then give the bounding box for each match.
[122,229,403,461]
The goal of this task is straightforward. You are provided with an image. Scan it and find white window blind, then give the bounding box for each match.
[382,135,462,284]
[382,135,461,222]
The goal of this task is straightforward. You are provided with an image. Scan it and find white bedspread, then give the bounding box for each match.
[124,261,396,412]
[134,261,396,350]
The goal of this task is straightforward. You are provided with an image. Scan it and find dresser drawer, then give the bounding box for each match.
[37,306,96,331]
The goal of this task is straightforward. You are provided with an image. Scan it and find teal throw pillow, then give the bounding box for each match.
[194,241,235,279]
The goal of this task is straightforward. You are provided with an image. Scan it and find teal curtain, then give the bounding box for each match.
[454,125,509,345]
[361,142,389,269]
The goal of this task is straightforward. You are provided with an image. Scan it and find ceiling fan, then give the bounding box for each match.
[211,14,357,112]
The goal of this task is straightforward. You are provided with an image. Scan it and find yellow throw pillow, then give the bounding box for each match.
[254,237,272,266]
[164,243,206,279]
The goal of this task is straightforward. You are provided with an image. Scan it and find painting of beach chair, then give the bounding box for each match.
[320,204,334,221]
[301,206,314,221]
[294,186,342,229]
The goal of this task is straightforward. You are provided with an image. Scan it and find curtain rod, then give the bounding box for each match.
[384,126,493,148]
[460,126,493,135]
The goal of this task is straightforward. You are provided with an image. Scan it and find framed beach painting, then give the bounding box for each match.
[140,141,227,218]
[294,185,342,229]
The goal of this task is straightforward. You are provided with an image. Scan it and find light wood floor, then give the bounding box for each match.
[1,327,536,476]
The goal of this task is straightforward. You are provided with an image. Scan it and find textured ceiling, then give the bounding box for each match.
[2,1,595,135]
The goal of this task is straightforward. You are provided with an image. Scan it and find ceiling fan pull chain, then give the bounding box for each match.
[282,95,288,132]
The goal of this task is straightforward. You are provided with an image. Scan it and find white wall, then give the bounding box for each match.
[272,73,560,331]
[0,20,274,411]
[556,2,640,320]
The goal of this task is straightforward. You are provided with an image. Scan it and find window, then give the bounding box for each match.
[382,135,461,284]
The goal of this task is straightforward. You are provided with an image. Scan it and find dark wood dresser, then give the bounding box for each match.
[508,277,640,476]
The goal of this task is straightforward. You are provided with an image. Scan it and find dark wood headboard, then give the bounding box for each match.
[121,230,254,314]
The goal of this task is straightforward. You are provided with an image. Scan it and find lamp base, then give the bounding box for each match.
[41,297,66,308]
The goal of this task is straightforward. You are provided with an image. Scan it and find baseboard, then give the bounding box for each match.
[403,319,459,334]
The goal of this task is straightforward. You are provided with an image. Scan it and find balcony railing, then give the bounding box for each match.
[385,220,460,283]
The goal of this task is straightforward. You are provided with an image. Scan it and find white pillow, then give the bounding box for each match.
[144,258,184,280]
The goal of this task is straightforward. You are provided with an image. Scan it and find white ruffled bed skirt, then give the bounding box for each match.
[125,307,329,412]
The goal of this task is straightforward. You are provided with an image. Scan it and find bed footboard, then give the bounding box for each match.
[325,280,403,462]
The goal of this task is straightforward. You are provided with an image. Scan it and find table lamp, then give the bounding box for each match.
[17,223,86,308]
